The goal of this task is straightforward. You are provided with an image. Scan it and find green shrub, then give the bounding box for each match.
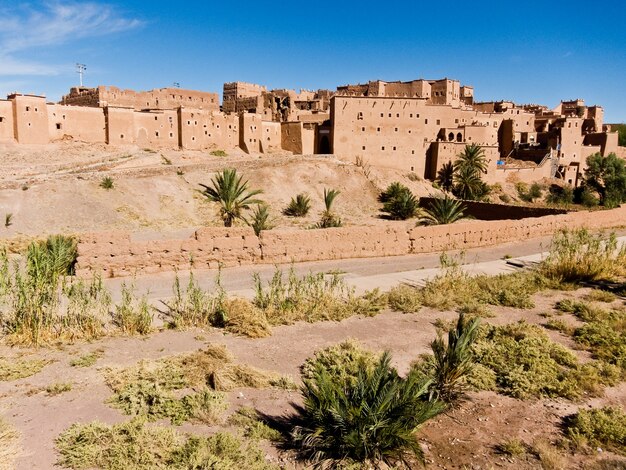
[164,272,226,329]
[100,176,114,189]
[496,438,527,457]
[427,313,481,401]
[112,283,153,335]
[56,419,278,470]
[379,182,420,220]
[566,406,626,454]
[300,339,381,388]
[283,193,311,217]
[387,284,422,313]
[0,358,51,381]
[419,195,468,225]
[210,149,228,157]
[70,349,104,368]
[252,267,385,325]
[248,204,273,236]
[469,321,588,399]
[540,229,626,283]
[45,382,72,396]
[292,352,445,467]
[315,188,342,228]
[546,184,574,206]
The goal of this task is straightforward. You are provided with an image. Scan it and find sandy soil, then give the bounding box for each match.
[1,285,625,470]
[0,142,440,240]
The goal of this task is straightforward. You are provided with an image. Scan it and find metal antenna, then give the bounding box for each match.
[172,82,180,88]
[76,63,87,87]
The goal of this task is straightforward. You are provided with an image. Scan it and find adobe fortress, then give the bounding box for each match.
[1,78,623,186]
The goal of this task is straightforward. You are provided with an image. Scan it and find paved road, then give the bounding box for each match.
[101,231,626,302]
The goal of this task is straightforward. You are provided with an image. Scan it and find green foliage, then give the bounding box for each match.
[210,149,228,157]
[452,144,490,200]
[160,155,172,165]
[300,340,381,388]
[199,168,264,227]
[583,152,626,207]
[0,357,51,381]
[387,284,422,313]
[427,313,481,401]
[546,184,574,206]
[56,419,279,470]
[100,176,114,190]
[252,267,385,325]
[111,283,153,335]
[436,161,454,193]
[540,229,626,283]
[469,321,594,399]
[283,193,311,217]
[227,407,282,441]
[419,195,468,225]
[316,188,342,228]
[516,182,543,202]
[46,381,73,396]
[572,306,626,370]
[380,183,420,220]
[4,213,12,228]
[292,352,445,467]
[577,186,600,207]
[613,123,626,147]
[496,438,527,457]
[70,349,104,368]
[247,204,273,236]
[0,238,108,345]
[566,406,626,454]
[164,272,226,329]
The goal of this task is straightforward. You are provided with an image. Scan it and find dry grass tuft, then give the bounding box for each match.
[532,439,566,470]
[227,407,282,441]
[46,382,73,396]
[0,417,20,469]
[222,298,271,338]
[55,418,278,470]
[0,357,51,381]
[70,349,104,368]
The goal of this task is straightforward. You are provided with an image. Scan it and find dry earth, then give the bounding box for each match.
[1,285,625,469]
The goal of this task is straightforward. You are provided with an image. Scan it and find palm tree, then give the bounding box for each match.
[316,188,342,228]
[453,165,488,201]
[292,352,446,467]
[382,189,420,220]
[420,195,468,225]
[455,143,488,174]
[199,169,263,227]
[436,162,454,193]
[247,204,273,236]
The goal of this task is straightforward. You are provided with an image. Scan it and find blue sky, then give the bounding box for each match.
[1,1,625,122]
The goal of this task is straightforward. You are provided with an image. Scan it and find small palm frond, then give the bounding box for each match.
[323,188,340,212]
[420,196,468,225]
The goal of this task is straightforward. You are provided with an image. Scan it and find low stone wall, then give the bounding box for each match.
[419,197,569,220]
[75,205,626,277]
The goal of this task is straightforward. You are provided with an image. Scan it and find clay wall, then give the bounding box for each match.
[47,105,106,143]
[281,121,305,154]
[239,113,263,153]
[178,108,238,150]
[105,107,135,145]
[10,95,49,145]
[0,101,15,143]
[133,110,179,148]
[63,86,219,111]
[331,96,506,176]
[260,121,281,153]
[74,205,626,278]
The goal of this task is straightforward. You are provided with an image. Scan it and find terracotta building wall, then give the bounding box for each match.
[178,108,238,150]
[133,110,179,148]
[239,113,263,153]
[105,107,135,145]
[11,95,49,145]
[261,121,281,153]
[47,105,106,143]
[0,101,15,143]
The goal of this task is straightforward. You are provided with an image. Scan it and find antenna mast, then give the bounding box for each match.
[76,63,87,87]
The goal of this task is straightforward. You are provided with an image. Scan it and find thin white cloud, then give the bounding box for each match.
[0,1,142,77]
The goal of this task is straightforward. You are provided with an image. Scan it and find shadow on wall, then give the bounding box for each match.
[419,197,570,221]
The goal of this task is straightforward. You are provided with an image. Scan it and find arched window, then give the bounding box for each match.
[448,132,454,141]
[456,133,463,142]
